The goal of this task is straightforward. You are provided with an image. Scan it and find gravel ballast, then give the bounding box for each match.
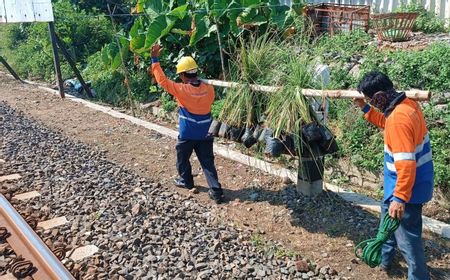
[0,102,344,279]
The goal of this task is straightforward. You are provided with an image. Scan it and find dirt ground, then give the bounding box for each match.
[1,74,449,279]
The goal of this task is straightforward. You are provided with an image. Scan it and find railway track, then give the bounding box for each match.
[0,191,74,280]
[0,168,102,280]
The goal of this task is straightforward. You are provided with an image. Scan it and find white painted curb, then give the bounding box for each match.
[3,74,449,239]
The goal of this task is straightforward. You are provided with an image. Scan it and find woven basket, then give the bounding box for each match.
[371,12,418,42]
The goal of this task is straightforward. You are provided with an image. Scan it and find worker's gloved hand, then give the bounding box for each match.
[389,200,405,220]
[353,98,367,109]
[151,44,162,58]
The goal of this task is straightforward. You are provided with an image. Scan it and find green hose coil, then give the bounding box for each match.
[355,215,401,268]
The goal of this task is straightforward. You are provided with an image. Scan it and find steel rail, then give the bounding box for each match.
[0,194,74,280]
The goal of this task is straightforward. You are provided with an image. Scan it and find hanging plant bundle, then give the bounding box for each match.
[265,53,321,156]
[218,86,249,127]
[237,35,280,85]
[214,34,279,144]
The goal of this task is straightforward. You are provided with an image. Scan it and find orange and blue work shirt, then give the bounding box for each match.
[362,97,434,204]
[151,60,214,140]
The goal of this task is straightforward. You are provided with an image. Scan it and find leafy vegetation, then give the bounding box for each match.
[0,0,112,81]
[396,2,448,33]
[211,99,225,119]
[160,92,178,112]
[423,103,450,201]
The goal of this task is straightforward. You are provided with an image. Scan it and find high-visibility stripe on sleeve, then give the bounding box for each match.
[393,152,416,161]
[386,162,396,172]
[417,151,433,167]
[384,145,393,157]
[415,133,429,154]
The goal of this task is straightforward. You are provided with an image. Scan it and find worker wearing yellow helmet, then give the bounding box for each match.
[176,56,198,75]
[149,44,224,204]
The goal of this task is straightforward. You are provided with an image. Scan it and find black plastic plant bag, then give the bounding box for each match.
[298,142,324,182]
[208,120,221,137]
[218,122,231,139]
[229,126,245,142]
[265,137,285,158]
[264,129,285,158]
[281,134,297,156]
[302,123,322,142]
[252,125,263,140]
[241,127,257,148]
[318,125,339,154]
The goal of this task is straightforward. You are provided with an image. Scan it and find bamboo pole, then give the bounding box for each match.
[201,79,431,101]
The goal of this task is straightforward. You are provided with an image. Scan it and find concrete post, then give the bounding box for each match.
[296,143,325,197]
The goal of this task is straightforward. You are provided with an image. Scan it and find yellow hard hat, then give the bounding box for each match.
[176,56,198,74]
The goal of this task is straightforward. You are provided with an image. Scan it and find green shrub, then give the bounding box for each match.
[212,99,225,119]
[329,65,356,89]
[161,92,177,112]
[87,69,156,106]
[128,71,157,104]
[386,42,450,92]
[329,100,384,173]
[423,104,450,195]
[315,31,372,62]
[84,50,156,105]
[91,70,127,105]
[397,2,448,33]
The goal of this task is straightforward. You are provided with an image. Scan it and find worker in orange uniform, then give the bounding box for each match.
[149,44,224,204]
[355,71,433,280]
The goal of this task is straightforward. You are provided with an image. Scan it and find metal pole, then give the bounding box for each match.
[0,56,23,82]
[54,34,94,98]
[48,22,65,98]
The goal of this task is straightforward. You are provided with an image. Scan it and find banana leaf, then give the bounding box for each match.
[190,13,210,46]
[129,19,146,53]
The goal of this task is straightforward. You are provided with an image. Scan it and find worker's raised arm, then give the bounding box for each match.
[363,105,386,129]
[354,99,386,129]
[151,61,180,98]
[149,44,181,98]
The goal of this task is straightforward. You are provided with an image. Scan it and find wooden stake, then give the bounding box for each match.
[48,22,64,98]
[0,56,23,82]
[201,79,431,101]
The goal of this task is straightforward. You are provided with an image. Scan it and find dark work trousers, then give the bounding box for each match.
[380,202,430,280]
[175,138,222,193]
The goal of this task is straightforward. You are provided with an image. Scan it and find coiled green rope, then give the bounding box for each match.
[355,215,401,268]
